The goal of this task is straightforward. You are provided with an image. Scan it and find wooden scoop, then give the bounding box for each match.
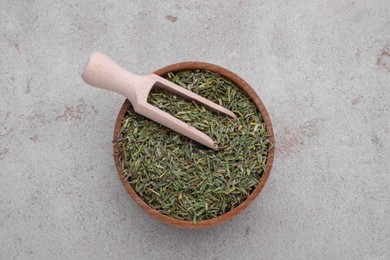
[81,52,236,150]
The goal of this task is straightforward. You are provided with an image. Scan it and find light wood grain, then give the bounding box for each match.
[82,53,236,149]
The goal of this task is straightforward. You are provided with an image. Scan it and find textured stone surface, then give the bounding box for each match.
[1,0,389,259]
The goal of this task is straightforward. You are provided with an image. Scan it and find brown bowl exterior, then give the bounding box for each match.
[113,62,275,229]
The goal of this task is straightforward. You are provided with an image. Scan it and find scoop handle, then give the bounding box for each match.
[81,52,144,99]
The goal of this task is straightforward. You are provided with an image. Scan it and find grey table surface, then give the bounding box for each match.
[1,1,389,259]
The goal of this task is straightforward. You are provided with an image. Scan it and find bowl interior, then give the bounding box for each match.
[113,62,275,229]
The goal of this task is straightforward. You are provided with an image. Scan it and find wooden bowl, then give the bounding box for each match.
[113,62,275,229]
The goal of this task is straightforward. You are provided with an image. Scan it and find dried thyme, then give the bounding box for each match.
[117,70,272,223]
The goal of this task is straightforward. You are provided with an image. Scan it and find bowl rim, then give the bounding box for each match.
[113,61,275,229]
